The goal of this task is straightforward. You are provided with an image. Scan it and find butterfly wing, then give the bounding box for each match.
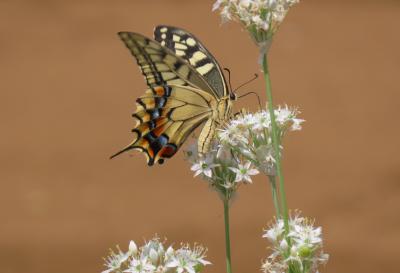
[154,25,229,98]
[112,32,219,165]
[111,85,215,165]
[118,32,218,98]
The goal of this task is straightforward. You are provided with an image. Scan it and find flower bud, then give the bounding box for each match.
[290,245,298,257]
[128,240,138,255]
[279,239,288,251]
[149,248,159,265]
[165,246,174,258]
[298,245,312,258]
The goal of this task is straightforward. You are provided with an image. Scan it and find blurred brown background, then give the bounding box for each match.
[1,0,400,273]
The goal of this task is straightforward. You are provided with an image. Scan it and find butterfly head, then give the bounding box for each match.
[223,68,258,102]
[229,92,237,101]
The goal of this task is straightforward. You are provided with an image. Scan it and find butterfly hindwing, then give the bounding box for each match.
[111,85,215,166]
[154,25,228,98]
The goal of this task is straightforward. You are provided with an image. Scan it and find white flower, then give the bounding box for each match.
[252,15,270,31]
[102,247,131,273]
[102,237,211,273]
[289,224,323,247]
[102,241,143,273]
[166,245,210,273]
[229,162,259,183]
[186,106,301,195]
[261,258,287,273]
[185,139,248,197]
[262,214,328,273]
[263,219,284,243]
[291,118,305,131]
[274,106,292,125]
[212,0,301,43]
[219,123,248,145]
[274,106,305,131]
[190,157,219,178]
[251,112,270,131]
[216,107,303,176]
[124,257,156,273]
[141,238,165,262]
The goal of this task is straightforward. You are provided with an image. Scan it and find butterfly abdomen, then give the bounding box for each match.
[198,119,216,155]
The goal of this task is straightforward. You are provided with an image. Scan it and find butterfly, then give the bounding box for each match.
[111,25,236,166]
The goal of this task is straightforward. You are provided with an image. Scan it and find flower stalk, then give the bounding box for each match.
[186,140,260,273]
[267,175,280,218]
[223,197,233,273]
[262,55,289,233]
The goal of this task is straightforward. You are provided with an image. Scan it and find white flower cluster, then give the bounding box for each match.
[186,139,259,197]
[213,0,300,42]
[218,106,304,176]
[262,215,329,273]
[102,237,211,273]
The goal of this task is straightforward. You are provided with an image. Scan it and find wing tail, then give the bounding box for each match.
[110,144,135,160]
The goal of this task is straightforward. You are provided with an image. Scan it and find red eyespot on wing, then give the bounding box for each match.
[160,144,177,158]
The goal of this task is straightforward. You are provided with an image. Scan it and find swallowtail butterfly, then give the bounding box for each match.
[111,26,235,166]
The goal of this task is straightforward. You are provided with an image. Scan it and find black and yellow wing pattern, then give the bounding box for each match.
[112,27,232,166]
[154,25,228,98]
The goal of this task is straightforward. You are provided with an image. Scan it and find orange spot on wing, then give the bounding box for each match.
[152,118,167,136]
[138,138,153,158]
[153,126,165,137]
[136,122,150,132]
[154,86,165,96]
[147,148,154,158]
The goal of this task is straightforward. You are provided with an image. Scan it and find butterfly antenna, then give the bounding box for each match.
[223,68,234,93]
[234,73,258,93]
[238,91,262,109]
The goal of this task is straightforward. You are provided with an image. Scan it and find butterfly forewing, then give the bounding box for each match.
[154,25,228,98]
[118,32,215,96]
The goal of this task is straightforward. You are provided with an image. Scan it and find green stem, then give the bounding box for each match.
[223,197,233,273]
[262,55,289,232]
[268,175,281,218]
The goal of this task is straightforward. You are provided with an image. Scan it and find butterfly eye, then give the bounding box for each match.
[230,93,237,100]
